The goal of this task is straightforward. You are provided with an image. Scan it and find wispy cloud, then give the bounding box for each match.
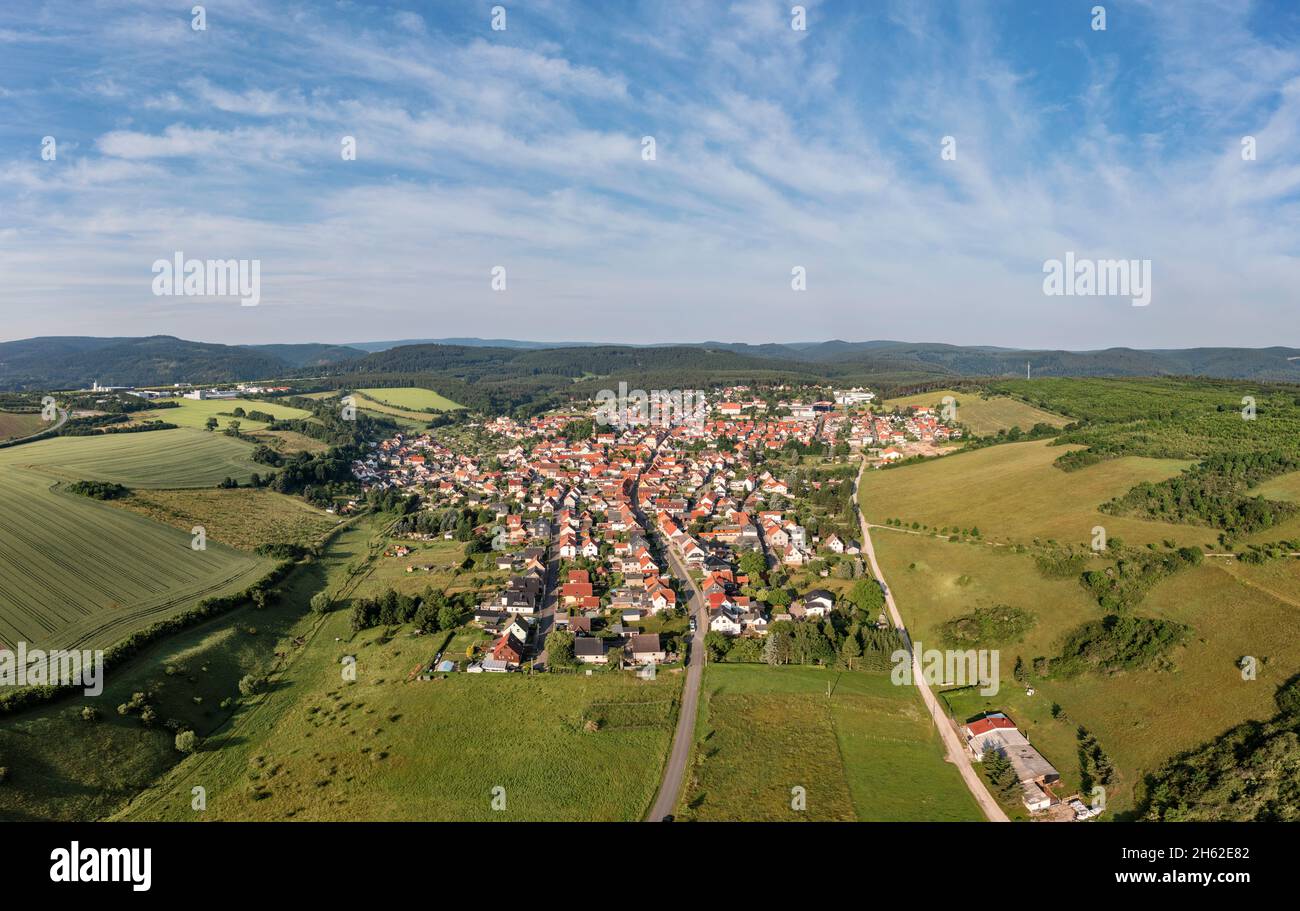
[0,0,1297,348]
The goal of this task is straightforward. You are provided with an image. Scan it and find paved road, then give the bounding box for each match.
[640,496,707,821]
[853,459,1010,823]
[531,528,559,670]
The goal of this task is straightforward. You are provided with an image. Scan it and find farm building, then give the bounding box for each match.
[964,712,1060,812]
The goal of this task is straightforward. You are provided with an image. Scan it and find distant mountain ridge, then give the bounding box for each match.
[1,335,1299,391]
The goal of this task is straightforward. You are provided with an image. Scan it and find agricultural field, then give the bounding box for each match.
[0,428,263,488]
[677,664,982,821]
[883,389,1069,436]
[0,427,278,651]
[137,397,313,431]
[0,468,269,651]
[112,488,341,551]
[863,467,1300,816]
[0,518,373,822]
[121,611,682,821]
[0,410,45,442]
[860,439,1203,548]
[357,387,462,412]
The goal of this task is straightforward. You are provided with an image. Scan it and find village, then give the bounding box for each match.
[347,385,962,673]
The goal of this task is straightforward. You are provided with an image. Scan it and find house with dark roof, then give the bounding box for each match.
[574,637,609,664]
[629,633,666,665]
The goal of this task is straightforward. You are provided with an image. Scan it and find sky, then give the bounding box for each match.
[1,0,1298,349]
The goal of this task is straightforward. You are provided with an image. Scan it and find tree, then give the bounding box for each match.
[238,674,264,697]
[175,730,199,754]
[204,417,218,431]
[437,603,463,631]
[839,633,862,666]
[846,578,884,615]
[310,592,332,614]
[606,644,625,669]
[547,630,576,668]
[703,631,730,662]
[737,551,767,582]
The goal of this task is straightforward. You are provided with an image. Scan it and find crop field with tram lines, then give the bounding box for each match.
[0,426,274,651]
[0,427,263,489]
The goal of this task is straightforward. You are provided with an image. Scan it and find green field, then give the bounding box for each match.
[678,664,982,821]
[0,428,277,651]
[0,410,46,442]
[884,389,1069,436]
[860,439,1202,548]
[861,446,1300,816]
[1253,469,1300,505]
[357,387,462,412]
[0,428,263,488]
[0,468,269,650]
[114,488,341,551]
[361,537,507,600]
[139,397,313,431]
[121,612,682,821]
[0,519,373,822]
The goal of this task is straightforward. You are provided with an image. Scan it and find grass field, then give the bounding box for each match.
[1252,469,1300,505]
[0,410,46,442]
[139,397,313,431]
[360,538,507,600]
[121,612,682,821]
[677,664,982,821]
[860,439,1203,548]
[884,389,1070,436]
[113,488,341,551]
[0,428,277,651]
[0,428,263,488]
[862,454,1300,816]
[0,469,269,650]
[0,519,373,821]
[357,387,462,412]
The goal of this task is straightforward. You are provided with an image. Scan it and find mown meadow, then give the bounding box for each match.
[677,664,982,821]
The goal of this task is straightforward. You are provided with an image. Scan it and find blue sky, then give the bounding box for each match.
[1,0,1298,348]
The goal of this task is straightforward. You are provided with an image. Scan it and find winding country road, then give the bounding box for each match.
[853,458,1009,822]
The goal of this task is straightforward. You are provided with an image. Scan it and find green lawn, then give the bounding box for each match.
[678,664,982,821]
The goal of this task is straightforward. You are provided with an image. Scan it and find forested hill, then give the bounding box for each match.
[3,334,1300,392]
